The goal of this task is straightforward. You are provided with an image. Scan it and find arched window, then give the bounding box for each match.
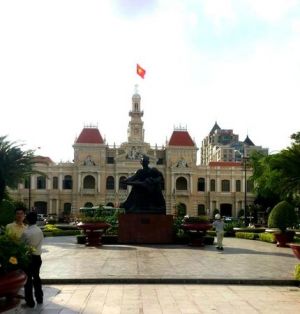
[197,178,205,192]
[221,180,230,192]
[106,176,115,190]
[119,176,127,190]
[52,176,58,189]
[84,202,93,208]
[83,175,95,189]
[63,175,72,189]
[197,204,205,215]
[37,176,46,189]
[236,180,241,192]
[210,179,216,192]
[106,202,114,207]
[176,177,187,190]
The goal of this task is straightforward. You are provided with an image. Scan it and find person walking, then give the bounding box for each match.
[6,207,27,239]
[212,213,224,250]
[21,211,44,308]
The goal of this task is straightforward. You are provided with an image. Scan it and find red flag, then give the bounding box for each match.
[137,64,146,79]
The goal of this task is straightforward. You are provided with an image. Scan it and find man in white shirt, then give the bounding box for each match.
[21,211,44,308]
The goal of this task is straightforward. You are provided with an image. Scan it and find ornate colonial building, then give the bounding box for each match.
[10,92,261,219]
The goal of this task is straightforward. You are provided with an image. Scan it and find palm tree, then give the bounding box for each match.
[271,143,300,200]
[0,136,35,203]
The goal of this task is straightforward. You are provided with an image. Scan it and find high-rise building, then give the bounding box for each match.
[201,122,268,165]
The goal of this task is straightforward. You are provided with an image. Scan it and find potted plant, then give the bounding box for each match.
[0,232,31,311]
[181,216,212,246]
[77,216,111,247]
[267,201,297,247]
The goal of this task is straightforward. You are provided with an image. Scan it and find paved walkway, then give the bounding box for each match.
[40,236,298,282]
[4,236,300,313]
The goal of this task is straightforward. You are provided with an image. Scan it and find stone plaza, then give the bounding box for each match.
[6,236,300,313]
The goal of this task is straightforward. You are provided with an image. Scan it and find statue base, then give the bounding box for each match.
[118,213,173,244]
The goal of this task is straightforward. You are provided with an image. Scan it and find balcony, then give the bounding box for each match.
[81,188,96,195]
[174,190,190,196]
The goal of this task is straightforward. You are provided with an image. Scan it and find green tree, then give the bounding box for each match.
[250,151,281,208]
[271,143,300,202]
[250,132,300,208]
[0,136,35,203]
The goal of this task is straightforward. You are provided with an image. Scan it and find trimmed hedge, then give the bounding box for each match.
[43,224,80,237]
[234,232,276,243]
[258,233,276,243]
[295,264,300,280]
[235,232,258,240]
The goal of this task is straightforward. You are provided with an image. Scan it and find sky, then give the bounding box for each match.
[1,0,300,163]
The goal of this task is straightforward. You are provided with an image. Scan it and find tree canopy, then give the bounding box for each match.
[0,136,35,204]
[251,131,300,208]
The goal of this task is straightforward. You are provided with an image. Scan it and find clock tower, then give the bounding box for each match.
[127,87,144,143]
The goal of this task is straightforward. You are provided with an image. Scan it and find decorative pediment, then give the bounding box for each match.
[83,155,96,166]
[176,159,188,168]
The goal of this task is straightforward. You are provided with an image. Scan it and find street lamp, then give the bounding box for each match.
[242,156,249,227]
[28,175,31,210]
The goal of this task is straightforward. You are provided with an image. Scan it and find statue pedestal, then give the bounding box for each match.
[118,213,173,244]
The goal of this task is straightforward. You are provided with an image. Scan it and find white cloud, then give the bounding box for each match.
[245,0,298,23]
[201,0,237,31]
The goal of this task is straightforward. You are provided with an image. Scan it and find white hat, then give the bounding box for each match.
[215,214,221,220]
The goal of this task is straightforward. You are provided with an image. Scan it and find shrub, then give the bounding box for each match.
[43,224,60,232]
[258,232,276,243]
[235,232,258,240]
[268,201,297,232]
[0,233,32,274]
[207,230,216,237]
[295,264,300,280]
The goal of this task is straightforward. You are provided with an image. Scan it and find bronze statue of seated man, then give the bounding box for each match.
[120,155,166,214]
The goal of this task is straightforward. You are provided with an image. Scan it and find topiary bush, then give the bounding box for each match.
[267,201,297,232]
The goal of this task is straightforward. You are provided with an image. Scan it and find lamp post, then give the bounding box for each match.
[28,175,31,210]
[242,156,249,227]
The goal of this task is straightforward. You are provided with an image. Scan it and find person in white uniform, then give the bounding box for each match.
[212,213,225,250]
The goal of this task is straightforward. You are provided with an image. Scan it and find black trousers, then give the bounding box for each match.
[24,255,43,305]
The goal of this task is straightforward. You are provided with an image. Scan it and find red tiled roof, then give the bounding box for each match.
[209,161,242,167]
[168,131,195,147]
[76,128,104,144]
